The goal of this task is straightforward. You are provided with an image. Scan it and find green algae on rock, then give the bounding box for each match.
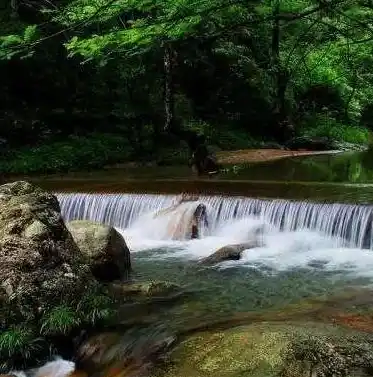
[157,322,373,377]
[111,281,181,299]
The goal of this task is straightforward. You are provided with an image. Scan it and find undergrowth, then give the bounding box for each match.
[0,133,134,175]
[300,115,370,144]
[0,288,117,373]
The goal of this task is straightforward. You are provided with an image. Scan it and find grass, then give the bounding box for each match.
[40,305,82,336]
[0,286,118,373]
[0,326,45,371]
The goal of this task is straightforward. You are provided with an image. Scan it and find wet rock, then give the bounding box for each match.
[160,322,373,377]
[199,241,260,265]
[0,181,92,323]
[154,200,208,240]
[111,281,181,299]
[68,372,88,377]
[67,220,131,282]
[75,327,176,377]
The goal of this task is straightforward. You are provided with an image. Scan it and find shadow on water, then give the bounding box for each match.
[224,149,373,184]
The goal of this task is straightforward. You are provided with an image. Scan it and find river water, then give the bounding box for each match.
[9,151,373,376]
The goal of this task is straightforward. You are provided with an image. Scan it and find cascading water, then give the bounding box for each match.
[57,193,373,249]
[56,192,373,277]
[9,193,373,377]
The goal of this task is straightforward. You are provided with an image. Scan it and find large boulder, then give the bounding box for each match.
[0,181,92,323]
[159,322,373,377]
[67,220,131,282]
[154,199,208,240]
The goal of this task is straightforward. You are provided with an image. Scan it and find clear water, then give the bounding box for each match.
[56,192,373,318]
[17,191,373,376]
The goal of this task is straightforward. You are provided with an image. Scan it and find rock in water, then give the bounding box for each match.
[0,181,92,323]
[67,220,131,282]
[160,322,373,377]
[199,241,260,265]
[75,327,176,377]
[111,281,181,299]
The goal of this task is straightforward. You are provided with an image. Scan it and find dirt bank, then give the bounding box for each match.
[216,149,342,165]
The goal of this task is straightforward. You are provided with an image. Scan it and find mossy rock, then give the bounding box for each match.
[67,219,131,282]
[157,322,373,377]
[112,281,181,299]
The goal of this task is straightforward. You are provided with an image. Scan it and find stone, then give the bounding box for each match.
[285,136,334,151]
[66,220,131,282]
[75,329,176,377]
[159,322,373,377]
[199,241,260,265]
[111,281,180,298]
[154,200,208,240]
[0,181,92,323]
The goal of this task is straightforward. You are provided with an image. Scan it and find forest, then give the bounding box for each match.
[1,0,373,173]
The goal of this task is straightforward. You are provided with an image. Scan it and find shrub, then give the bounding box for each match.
[300,114,370,144]
[0,133,134,174]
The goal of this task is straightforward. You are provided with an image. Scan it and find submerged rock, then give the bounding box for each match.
[199,241,260,265]
[159,322,373,377]
[0,181,92,323]
[67,220,131,282]
[111,281,181,299]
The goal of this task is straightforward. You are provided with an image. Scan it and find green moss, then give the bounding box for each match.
[158,323,373,377]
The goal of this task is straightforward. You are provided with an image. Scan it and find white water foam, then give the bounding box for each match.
[9,358,75,377]
[57,193,373,277]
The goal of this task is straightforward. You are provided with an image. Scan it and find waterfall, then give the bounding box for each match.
[57,193,373,249]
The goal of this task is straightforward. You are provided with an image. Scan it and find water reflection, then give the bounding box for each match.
[225,148,373,183]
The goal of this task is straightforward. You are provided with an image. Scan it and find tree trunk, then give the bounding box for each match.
[272,0,292,141]
[163,43,175,132]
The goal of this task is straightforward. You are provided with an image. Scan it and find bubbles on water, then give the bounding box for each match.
[9,357,75,377]
[57,192,373,278]
[119,207,373,279]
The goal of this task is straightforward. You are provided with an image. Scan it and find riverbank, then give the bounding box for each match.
[0,129,365,176]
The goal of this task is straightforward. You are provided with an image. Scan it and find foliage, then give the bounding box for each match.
[300,114,370,144]
[0,326,45,371]
[0,285,117,372]
[0,0,373,174]
[40,305,81,335]
[77,293,116,325]
[0,133,134,174]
